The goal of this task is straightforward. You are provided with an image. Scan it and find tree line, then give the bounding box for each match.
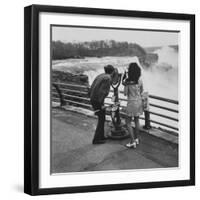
[52,40,147,60]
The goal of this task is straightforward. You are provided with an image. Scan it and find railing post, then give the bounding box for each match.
[142,92,151,130]
[52,83,65,107]
[143,111,151,129]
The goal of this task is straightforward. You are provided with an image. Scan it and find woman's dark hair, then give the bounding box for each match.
[127,62,141,84]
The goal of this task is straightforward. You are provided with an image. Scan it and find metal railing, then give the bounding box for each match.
[52,82,179,135]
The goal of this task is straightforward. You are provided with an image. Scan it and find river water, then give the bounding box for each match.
[52,46,179,132]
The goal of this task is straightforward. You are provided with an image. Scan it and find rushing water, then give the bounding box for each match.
[52,46,179,132]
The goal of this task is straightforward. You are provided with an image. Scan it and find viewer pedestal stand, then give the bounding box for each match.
[107,72,129,139]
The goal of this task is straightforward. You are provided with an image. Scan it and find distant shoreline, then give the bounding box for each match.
[51,40,159,67]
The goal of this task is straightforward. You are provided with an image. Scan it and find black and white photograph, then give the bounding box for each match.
[51,25,179,174]
[24,5,195,195]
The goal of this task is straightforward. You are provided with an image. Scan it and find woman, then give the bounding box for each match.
[123,62,143,148]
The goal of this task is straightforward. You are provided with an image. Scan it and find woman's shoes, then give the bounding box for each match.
[125,142,137,148]
[135,138,139,145]
[125,138,139,148]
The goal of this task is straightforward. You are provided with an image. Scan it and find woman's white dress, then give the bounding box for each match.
[124,80,143,117]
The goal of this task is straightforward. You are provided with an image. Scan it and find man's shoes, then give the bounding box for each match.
[92,139,106,144]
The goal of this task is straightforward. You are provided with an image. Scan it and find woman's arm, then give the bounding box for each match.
[124,85,128,96]
[139,80,144,94]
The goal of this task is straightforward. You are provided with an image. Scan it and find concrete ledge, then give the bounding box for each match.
[141,127,178,145]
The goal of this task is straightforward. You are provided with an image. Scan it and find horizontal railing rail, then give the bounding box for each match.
[149,94,178,105]
[149,103,178,113]
[115,90,179,105]
[52,82,179,135]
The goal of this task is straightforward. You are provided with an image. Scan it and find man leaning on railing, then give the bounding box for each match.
[88,65,115,144]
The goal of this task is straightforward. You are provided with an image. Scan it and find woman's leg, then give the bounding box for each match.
[134,116,140,139]
[125,116,135,143]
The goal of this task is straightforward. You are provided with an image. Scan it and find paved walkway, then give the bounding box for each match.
[51,107,178,174]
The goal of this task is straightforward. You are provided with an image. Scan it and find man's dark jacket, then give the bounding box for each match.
[89,73,111,104]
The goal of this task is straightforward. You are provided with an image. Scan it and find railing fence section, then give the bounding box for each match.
[52,82,179,135]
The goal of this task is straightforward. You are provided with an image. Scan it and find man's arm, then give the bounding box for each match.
[98,77,111,104]
[101,78,111,98]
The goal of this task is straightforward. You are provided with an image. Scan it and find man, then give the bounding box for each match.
[89,65,115,144]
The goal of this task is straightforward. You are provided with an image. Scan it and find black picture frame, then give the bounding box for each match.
[24,4,195,196]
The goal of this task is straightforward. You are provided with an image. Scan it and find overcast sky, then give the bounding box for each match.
[52,26,178,47]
